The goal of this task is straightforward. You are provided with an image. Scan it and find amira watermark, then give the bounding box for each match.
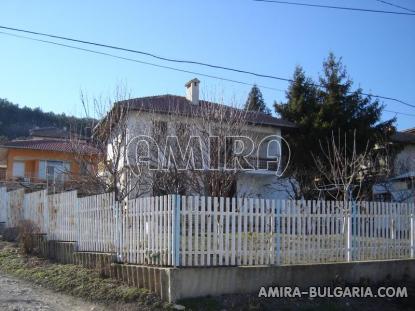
[258,286,408,298]
[126,134,291,176]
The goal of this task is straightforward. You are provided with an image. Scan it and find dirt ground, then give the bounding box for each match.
[0,273,109,311]
[1,238,414,311]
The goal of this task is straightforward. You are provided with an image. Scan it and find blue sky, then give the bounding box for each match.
[0,0,414,129]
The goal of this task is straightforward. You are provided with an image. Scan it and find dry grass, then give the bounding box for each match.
[17,220,39,254]
[0,241,171,310]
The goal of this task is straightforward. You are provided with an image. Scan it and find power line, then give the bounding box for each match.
[374,0,415,13]
[1,31,412,119]
[253,0,415,15]
[0,25,293,83]
[0,25,414,109]
[383,109,415,117]
[0,31,284,93]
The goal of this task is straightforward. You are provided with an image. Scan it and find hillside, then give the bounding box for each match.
[0,98,94,141]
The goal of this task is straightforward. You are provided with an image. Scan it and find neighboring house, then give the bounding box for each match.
[373,128,415,203]
[0,127,98,188]
[391,129,415,174]
[0,147,6,180]
[100,78,296,199]
[29,126,72,140]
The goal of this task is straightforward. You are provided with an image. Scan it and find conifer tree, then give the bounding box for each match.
[245,85,271,115]
[275,53,395,198]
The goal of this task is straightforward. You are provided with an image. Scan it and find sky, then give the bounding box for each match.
[0,0,414,130]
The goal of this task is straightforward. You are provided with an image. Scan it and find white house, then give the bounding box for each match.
[103,79,296,199]
[373,128,415,203]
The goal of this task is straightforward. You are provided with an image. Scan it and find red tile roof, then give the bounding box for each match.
[116,95,296,128]
[1,139,99,154]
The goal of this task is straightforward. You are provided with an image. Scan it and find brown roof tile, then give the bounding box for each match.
[117,95,296,128]
[391,131,415,144]
[2,139,99,154]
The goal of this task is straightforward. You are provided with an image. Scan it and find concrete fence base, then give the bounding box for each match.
[26,233,415,302]
[167,260,415,301]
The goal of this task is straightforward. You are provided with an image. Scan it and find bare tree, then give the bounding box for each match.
[190,99,253,197]
[68,86,152,201]
[144,95,256,197]
[312,130,370,202]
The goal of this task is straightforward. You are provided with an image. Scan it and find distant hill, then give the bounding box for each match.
[0,98,95,141]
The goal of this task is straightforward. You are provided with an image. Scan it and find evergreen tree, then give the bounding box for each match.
[245,85,271,115]
[275,53,395,199]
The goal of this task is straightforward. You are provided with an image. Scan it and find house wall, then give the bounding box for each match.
[237,173,293,199]
[0,147,7,181]
[120,111,288,198]
[5,148,81,179]
[373,143,415,203]
[394,144,415,174]
[125,111,283,162]
[0,147,7,167]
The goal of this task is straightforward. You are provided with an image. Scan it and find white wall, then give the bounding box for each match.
[237,173,293,200]
[394,145,415,175]
[109,110,288,198]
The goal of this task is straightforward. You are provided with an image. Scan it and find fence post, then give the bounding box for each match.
[43,191,49,237]
[411,211,414,259]
[346,203,352,262]
[5,191,10,227]
[172,195,181,267]
[76,197,80,251]
[116,200,123,262]
[275,199,281,265]
[0,188,5,227]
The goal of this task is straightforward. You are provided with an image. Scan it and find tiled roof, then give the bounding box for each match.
[117,95,296,129]
[391,131,415,144]
[1,139,99,154]
[403,127,415,135]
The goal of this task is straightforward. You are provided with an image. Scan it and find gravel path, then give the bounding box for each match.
[0,273,109,311]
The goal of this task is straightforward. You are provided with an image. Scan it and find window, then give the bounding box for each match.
[80,162,89,176]
[153,120,167,143]
[12,161,25,177]
[176,122,189,138]
[38,160,70,181]
[39,160,46,179]
[407,179,414,190]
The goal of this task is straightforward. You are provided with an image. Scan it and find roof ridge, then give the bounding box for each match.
[115,94,296,128]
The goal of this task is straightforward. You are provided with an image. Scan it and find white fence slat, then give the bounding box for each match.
[200,196,206,266]
[2,189,415,268]
[231,197,236,266]
[206,196,212,266]
[195,195,200,266]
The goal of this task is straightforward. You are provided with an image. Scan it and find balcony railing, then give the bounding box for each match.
[239,156,280,171]
[6,172,69,184]
[0,168,5,181]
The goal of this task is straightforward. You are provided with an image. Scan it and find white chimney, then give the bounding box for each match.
[185,78,200,105]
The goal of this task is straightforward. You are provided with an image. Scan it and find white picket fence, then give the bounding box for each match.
[0,187,414,267]
[78,192,119,253]
[173,196,415,266]
[47,191,77,241]
[23,190,47,234]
